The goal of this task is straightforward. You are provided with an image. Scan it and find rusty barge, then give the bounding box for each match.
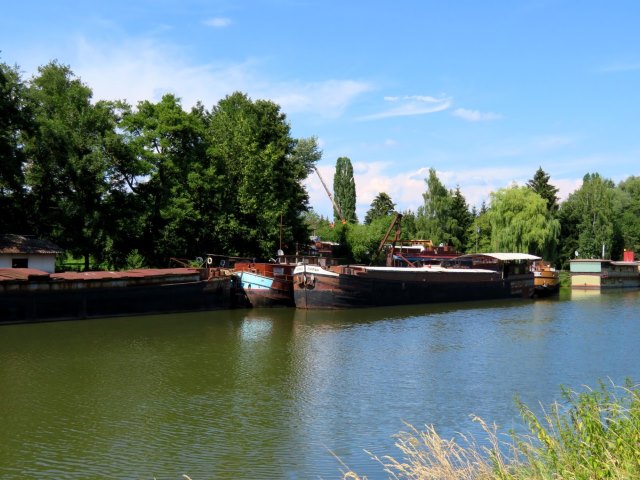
[293,253,540,309]
[0,267,233,323]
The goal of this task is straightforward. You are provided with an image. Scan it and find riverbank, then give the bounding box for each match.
[343,380,640,480]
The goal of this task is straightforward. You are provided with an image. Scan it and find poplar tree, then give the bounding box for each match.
[333,156,357,223]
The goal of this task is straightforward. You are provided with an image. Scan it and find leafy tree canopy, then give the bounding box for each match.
[489,185,560,257]
[333,156,357,224]
[527,166,559,214]
[364,192,395,225]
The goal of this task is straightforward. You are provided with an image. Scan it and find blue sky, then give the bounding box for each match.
[2,1,639,220]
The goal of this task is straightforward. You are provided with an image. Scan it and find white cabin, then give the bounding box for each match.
[0,234,63,273]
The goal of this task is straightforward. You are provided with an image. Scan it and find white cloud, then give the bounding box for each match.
[204,17,232,28]
[533,135,574,150]
[71,36,370,116]
[360,94,451,120]
[452,108,502,122]
[270,79,372,118]
[599,62,640,73]
[307,162,588,221]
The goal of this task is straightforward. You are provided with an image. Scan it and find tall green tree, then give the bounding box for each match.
[415,168,469,248]
[119,94,210,264]
[558,173,622,263]
[466,203,492,253]
[618,176,640,254]
[333,156,357,224]
[527,166,559,214]
[206,92,314,258]
[0,61,32,233]
[364,192,395,225]
[400,209,417,240]
[23,61,118,269]
[489,185,560,257]
[449,186,473,251]
[416,168,450,242]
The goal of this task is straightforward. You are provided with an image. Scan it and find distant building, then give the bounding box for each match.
[0,234,63,273]
[570,257,640,289]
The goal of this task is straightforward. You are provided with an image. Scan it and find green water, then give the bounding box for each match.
[1,289,640,479]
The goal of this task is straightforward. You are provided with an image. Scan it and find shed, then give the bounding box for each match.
[0,234,63,273]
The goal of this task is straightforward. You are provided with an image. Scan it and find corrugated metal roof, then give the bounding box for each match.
[51,268,201,281]
[0,234,64,254]
[0,268,51,282]
[459,253,541,261]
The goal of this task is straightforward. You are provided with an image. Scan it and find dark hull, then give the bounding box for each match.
[534,284,560,297]
[233,263,295,308]
[1,276,232,324]
[294,269,534,309]
[242,286,295,308]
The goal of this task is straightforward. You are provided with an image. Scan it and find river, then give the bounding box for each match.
[1,288,639,479]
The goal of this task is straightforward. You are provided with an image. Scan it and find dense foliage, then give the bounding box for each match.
[364,192,395,225]
[0,60,317,268]
[3,57,640,270]
[333,156,357,224]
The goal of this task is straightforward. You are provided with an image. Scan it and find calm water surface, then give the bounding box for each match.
[1,289,639,479]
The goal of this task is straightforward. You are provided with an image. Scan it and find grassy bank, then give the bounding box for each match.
[343,380,640,479]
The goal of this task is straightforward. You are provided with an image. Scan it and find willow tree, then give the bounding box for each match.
[489,185,560,258]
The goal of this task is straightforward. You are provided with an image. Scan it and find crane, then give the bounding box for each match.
[313,166,346,225]
[372,212,403,266]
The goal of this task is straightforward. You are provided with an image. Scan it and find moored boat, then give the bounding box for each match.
[0,267,232,323]
[293,253,540,309]
[532,260,560,296]
[570,257,640,289]
[389,240,461,266]
[233,261,296,307]
[231,254,341,308]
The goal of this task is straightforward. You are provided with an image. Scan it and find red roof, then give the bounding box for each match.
[0,234,63,254]
[0,268,51,282]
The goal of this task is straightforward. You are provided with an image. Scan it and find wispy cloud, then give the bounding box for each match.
[270,79,372,118]
[452,108,502,122]
[71,36,370,117]
[533,135,574,150]
[204,17,232,28]
[599,62,640,73]
[360,94,451,120]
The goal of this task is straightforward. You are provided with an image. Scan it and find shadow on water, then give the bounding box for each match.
[290,296,544,328]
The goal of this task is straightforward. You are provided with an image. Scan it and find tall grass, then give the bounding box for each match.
[343,380,640,480]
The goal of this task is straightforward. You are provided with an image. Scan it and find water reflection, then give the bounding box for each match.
[1,291,640,479]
